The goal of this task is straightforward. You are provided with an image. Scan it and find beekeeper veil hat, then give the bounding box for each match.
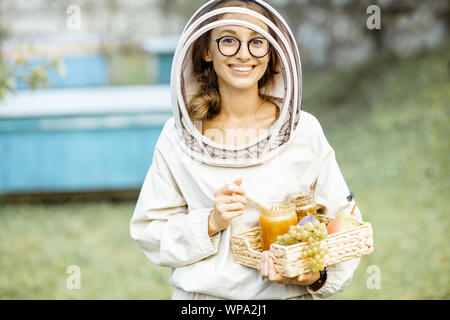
[171,0,302,167]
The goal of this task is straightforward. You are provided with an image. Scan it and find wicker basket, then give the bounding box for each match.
[231,214,373,277]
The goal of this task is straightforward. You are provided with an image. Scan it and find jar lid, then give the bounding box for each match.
[262,202,295,214]
[284,192,314,204]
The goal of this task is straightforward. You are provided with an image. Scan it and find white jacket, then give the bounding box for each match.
[130,0,361,300]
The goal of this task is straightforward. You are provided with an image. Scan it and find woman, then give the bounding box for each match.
[130,0,362,300]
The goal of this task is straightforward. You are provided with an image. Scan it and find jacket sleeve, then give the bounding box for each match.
[129,145,221,269]
[307,116,362,299]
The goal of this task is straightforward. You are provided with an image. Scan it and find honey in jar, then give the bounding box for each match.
[259,202,298,251]
[284,191,318,221]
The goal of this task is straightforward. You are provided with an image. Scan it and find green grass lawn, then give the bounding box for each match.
[0,201,173,299]
[302,45,449,299]
[0,45,448,299]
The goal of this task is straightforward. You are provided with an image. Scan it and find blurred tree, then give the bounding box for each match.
[0,45,65,100]
[0,0,65,100]
[157,0,207,20]
[277,0,449,68]
[153,0,448,69]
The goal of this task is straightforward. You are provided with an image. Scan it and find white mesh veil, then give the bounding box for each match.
[170,0,303,167]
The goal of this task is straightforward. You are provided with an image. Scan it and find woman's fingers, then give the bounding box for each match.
[260,252,318,285]
[267,255,284,283]
[216,194,247,205]
[217,202,245,212]
[296,272,321,286]
[259,252,290,285]
[233,177,243,186]
[259,251,269,277]
[223,206,244,220]
[225,210,243,220]
[210,179,247,235]
[260,251,280,281]
[222,181,246,196]
[231,194,247,205]
[215,185,245,198]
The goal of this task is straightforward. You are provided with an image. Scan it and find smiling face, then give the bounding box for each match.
[203,14,270,91]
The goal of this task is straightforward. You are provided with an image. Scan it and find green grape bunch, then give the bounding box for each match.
[275,219,329,274]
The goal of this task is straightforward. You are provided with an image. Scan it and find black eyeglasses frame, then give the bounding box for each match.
[214,35,270,58]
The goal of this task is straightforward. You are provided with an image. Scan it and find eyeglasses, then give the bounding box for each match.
[214,35,270,58]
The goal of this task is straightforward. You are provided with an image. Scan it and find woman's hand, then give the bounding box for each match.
[258,251,320,286]
[208,178,247,236]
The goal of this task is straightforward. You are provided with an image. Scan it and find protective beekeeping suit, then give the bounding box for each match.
[130,0,361,300]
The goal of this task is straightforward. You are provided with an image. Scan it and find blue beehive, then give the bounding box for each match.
[15,54,108,89]
[141,35,179,84]
[0,85,172,195]
[2,34,109,89]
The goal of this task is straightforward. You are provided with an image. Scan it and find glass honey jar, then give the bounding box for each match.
[284,191,318,222]
[259,202,298,251]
